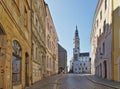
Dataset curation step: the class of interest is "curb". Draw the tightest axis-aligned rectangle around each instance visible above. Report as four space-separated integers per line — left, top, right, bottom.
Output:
86 76 120 89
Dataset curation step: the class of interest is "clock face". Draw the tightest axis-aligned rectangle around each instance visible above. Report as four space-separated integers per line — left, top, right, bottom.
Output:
74 49 78 54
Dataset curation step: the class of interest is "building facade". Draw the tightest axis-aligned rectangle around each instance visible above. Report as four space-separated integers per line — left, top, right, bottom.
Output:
45 4 59 76
31 0 46 83
112 0 120 82
73 26 91 74
69 58 73 73
0 0 32 89
79 53 91 73
0 0 59 89
91 0 112 80
58 44 67 74
91 0 120 82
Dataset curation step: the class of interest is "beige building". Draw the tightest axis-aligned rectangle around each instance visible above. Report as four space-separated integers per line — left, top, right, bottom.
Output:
58 44 67 74
31 0 46 83
45 4 59 76
0 0 32 89
0 0 59 88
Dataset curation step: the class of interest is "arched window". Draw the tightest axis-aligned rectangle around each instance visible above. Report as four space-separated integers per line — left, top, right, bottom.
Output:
12 40 22 84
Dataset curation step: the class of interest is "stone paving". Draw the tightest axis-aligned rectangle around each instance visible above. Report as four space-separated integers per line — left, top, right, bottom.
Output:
57 74 120 89
25 74 64 89
87 75 120 89
25 74 120 89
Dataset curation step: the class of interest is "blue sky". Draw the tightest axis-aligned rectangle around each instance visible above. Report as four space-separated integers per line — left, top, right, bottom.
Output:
45 0 98 70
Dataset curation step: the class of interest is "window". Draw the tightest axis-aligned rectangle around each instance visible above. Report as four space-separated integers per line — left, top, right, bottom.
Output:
36 19 38 27
105 0 107 10
99 29 101 36
99 47 101 55
24 7 27 27
103 20 106 32
103 42 105 54
74 54 78 60
100 11 102 20
75 68 77 71
32 43 34 59
12 40 22 85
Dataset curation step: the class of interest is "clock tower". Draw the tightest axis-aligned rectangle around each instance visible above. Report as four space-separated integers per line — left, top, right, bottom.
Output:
73 26 80 61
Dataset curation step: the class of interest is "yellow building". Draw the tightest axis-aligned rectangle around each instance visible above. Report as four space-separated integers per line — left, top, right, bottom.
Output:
112 0 120 81
31 0 46 83
0 0 32 89
45 4 59 76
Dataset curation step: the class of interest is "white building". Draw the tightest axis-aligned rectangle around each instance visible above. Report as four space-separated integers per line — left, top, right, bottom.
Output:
79 53 91 73
90 0 112 80
73 26 91 74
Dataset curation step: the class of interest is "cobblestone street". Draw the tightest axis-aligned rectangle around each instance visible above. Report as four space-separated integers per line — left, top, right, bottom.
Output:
57 74 120 89
26 74 120 89
25 74 64 89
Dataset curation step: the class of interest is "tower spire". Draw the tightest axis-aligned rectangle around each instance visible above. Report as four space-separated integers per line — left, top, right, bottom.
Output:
76 25 78 30
73 25 80 62
74 25 80 50
75 25 78 37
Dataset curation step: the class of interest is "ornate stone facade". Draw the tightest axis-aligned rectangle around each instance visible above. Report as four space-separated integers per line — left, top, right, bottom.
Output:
45 4 59 76
31 0 46 83
0 0 59 88
0 0 32 89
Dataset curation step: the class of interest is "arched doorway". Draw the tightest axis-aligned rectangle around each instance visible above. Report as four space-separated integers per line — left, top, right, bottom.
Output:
100 63 102 77
0 26 6 89
12 40 22 85
25 52 29 87
103 60 107 78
